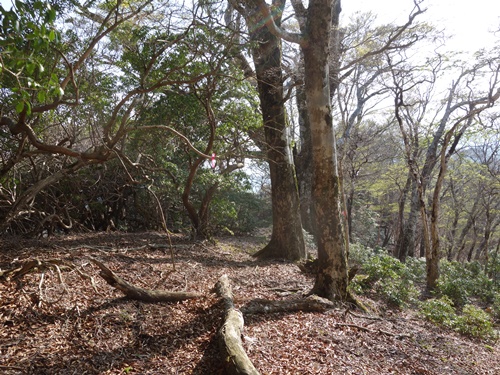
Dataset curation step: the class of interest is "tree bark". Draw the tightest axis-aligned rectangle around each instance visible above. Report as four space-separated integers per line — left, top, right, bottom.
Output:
293 59 315 235
302 0 349 301
214 275 260 375
242 295 335 314
234 0 306 261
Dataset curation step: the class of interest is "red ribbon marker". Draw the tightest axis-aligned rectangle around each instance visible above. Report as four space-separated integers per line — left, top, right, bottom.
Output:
211 153 216 169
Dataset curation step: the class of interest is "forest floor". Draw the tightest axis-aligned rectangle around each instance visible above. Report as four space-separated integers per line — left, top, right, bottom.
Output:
0 231 499 375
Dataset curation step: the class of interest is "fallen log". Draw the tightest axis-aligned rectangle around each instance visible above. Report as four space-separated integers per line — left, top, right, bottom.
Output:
241 294 335 315
214 274 260 375
90 258 202 302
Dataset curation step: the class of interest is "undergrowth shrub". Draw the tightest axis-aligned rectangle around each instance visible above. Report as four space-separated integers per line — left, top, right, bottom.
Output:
349 243 500 336
492 294 500 319
436 260 496 306
454 304 497 340
349 244 419 308
419 296 456 328
419 297 497 340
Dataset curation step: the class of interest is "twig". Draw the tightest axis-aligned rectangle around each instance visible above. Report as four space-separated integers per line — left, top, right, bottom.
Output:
0 364 24 371
38 272 45 308
52 263 69 294
72 263 99 293
334 322 411 339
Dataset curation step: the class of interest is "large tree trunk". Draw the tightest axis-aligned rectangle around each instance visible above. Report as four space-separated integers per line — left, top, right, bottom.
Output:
303 0 349 301
240 0 305 261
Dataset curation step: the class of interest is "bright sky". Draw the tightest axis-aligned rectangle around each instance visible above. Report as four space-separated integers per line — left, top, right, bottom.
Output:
1 0 498 52
343 0 500 53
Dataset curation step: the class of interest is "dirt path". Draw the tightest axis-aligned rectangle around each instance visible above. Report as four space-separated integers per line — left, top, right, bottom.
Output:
1 232 498 374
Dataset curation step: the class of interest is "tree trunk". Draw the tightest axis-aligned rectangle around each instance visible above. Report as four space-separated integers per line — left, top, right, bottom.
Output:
239 0 305 261
394 173 413 260
294 63 315 236
181 99 217 240
303 0 349 301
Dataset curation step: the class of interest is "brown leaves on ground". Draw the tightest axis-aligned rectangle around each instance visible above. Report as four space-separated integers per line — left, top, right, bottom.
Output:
0 232 499 374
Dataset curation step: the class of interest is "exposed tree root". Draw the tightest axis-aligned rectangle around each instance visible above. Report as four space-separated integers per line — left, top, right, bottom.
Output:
242 295 335 314
213 274 260 375
0 258 77 280
89 258 201 302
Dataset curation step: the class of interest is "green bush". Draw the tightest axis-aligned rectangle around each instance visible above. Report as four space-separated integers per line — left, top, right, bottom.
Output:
378 276 420 308
363 252 405 282
349 246 419 308
349 243 374 268
419 298 497 340
405 256 426 281
436 261 473 306
454 304 496 340
436 260 497 306
492 294 500 319
419 296 457 328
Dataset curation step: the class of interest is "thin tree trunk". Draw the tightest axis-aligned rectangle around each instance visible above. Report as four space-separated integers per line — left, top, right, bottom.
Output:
294 70 315 235
181 99 217 239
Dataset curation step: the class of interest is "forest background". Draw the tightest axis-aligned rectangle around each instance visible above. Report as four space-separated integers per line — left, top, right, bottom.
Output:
1 0 500 372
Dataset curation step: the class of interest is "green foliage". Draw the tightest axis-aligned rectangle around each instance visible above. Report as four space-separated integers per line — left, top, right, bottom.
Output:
454 304 496 340
349 244 419 308
0 0 62 113
436 260 496 306
210 186 271 235
492 294 500 319
419 296 457 328
349 242 374 267
419 298 497 340
378 276 420 308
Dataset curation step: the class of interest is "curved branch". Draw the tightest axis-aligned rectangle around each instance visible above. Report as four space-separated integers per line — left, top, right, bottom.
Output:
90 258 201 302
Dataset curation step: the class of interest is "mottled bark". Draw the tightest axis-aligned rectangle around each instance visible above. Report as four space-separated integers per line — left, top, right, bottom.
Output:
294 73 315 235
214 275 260 375
302 0 349 301
235 0 305 261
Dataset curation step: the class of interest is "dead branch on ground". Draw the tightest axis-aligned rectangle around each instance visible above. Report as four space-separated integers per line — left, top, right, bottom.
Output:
213 274 260 375
90 257 201 302
241 295 335 314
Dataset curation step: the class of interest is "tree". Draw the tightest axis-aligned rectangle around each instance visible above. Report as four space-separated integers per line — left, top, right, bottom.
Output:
292 4 426 242
227 0 306 260
0 0 256 235
389 46 500 290
236 0 348 300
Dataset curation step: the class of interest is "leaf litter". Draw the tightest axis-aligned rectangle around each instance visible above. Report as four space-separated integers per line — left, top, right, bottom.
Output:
0 232 498 374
